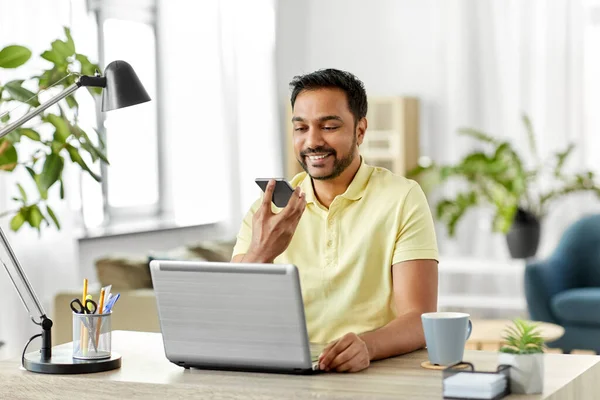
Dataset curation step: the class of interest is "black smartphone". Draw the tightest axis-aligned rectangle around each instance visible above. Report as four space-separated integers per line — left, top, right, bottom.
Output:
255 178 295 208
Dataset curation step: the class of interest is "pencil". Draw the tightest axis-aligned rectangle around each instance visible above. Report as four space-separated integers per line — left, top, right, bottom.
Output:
95 288 106 347
81 278 88 355
82 279 88 303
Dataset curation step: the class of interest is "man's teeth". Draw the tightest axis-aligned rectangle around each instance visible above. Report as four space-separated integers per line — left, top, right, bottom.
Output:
308 154 329 160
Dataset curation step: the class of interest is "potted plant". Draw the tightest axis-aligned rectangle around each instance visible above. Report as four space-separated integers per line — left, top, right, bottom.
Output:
0 27 107 233
497 319 545 394
409 114 600 258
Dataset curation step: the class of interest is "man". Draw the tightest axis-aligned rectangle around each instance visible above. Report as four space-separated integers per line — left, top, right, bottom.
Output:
232 69 438 373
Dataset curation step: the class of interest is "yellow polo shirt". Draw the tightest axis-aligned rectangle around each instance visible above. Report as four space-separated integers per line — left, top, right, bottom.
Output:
232 159 438 343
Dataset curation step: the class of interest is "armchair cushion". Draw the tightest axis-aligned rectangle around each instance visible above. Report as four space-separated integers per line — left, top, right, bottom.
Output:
96 256 152 290
551 288 600 326
96 240 236 289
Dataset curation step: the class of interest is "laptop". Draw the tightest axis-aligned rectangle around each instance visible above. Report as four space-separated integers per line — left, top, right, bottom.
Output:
149 260 324 374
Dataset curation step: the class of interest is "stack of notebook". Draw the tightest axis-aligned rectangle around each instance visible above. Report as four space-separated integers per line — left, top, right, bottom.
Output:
443 371 508 399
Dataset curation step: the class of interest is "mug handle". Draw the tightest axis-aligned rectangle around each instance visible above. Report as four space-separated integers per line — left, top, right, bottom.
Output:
466 319 472 340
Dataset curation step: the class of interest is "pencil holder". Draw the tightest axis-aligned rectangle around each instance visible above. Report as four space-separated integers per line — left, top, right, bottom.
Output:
72 312 112 360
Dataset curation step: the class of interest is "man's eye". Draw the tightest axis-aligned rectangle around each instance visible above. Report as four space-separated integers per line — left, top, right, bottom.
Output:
294 126 307 132
323 126 339 130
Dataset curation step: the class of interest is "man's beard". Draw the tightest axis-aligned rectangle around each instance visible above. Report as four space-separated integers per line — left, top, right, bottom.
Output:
297 134 357 181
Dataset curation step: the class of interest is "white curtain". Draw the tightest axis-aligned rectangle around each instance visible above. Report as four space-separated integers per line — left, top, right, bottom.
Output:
218 0 281 233
434 0 600 261
157 0 280 235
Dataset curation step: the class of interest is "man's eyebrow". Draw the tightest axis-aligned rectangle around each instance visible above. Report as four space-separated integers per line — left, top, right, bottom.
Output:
291 115 343 123
318 115 343 123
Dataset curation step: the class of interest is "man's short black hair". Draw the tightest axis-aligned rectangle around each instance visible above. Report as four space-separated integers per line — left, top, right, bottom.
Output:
289 68 368 123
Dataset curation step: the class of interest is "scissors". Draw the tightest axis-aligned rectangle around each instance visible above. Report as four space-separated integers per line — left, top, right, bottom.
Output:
70 298 98 314
70 298 99 352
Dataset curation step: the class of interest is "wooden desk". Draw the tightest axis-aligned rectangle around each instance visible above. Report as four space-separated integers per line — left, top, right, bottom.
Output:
1 331 599 399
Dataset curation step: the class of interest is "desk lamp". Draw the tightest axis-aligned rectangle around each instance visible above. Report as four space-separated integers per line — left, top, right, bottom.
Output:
0 60 150 374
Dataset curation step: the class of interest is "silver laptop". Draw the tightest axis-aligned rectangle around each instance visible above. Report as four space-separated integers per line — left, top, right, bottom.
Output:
149 260 323 374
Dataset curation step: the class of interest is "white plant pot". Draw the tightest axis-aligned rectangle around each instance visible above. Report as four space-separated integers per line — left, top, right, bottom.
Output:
497 352 544 394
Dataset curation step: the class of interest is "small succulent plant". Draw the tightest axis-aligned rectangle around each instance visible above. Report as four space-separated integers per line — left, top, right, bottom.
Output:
499 318 545 354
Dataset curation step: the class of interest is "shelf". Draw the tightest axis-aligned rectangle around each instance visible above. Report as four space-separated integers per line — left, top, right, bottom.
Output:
439 257 526 275
438 295 526 310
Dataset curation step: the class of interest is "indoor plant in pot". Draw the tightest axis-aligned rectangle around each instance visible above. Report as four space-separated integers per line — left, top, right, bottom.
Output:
497 319 545 394
409 114 600 258
0 27 107 233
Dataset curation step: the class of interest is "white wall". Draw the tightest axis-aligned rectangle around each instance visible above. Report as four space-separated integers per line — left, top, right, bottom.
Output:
276 0 444 159
274 0 600 262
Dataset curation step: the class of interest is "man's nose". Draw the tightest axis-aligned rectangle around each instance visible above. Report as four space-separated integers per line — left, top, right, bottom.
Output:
304 126 325 148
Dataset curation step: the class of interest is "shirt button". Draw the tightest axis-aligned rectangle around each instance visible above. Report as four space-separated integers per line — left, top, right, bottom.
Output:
328 219 334 226
327 240 332 247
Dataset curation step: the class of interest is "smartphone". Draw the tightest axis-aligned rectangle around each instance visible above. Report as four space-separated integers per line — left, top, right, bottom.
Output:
255 178 295 208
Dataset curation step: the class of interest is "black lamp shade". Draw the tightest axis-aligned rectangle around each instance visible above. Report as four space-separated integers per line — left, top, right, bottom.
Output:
101 60 151 112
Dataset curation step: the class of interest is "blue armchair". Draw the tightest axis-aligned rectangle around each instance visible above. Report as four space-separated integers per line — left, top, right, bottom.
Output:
525 214 600 353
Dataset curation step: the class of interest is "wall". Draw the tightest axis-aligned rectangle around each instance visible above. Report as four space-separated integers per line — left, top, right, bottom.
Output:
275 0 444 159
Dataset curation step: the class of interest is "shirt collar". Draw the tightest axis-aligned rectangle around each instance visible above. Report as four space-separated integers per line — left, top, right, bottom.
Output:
299 157 372 205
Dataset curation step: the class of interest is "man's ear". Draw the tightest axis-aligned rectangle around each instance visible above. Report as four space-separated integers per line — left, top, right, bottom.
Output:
356 117 367 146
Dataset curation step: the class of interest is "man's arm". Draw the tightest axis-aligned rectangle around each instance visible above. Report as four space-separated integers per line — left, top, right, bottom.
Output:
360 259 438 360
318 259 438 372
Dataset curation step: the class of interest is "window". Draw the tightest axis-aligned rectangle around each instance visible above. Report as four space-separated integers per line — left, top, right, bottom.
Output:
81 0 280 232
84 0 160 229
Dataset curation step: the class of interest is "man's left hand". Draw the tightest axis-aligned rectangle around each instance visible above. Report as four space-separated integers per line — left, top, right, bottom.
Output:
318 333 371 372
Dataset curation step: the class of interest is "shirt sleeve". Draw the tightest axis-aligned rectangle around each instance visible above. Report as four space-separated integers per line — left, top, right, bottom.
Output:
392 182 439 264
231 197 262 259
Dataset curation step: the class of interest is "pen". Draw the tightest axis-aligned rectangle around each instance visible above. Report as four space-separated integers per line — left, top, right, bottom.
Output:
104 293 120 313
104 293 112 311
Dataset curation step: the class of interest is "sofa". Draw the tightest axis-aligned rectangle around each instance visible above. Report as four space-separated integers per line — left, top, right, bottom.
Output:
524 214 600 353
52 240 235 344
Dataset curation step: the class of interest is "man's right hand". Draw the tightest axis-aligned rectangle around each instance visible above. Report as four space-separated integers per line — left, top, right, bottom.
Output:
242 180 306 263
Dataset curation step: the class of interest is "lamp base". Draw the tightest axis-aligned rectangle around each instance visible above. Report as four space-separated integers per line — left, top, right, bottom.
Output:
23 348 121 374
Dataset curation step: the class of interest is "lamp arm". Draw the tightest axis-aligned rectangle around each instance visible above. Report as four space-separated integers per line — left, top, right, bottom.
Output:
0 74 107 140
0 225 46 320
0 83 79 139
0 224 53 359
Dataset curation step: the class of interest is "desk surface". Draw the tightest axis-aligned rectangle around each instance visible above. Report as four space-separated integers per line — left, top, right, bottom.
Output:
1 331 599 400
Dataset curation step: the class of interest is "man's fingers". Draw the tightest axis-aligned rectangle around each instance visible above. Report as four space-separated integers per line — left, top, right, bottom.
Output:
335 353 367 373
281 187 305 217
328 344 361 370
285 186 302 207
318 340 337 363
320 335 353 369
261 180 276 213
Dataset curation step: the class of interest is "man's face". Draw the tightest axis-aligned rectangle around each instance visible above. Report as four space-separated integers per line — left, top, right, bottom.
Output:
292 88 365 180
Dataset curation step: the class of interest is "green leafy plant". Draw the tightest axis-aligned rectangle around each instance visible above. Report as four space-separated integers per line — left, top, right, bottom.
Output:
409 114 600 236
499 318 545 354
0 27 108 233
